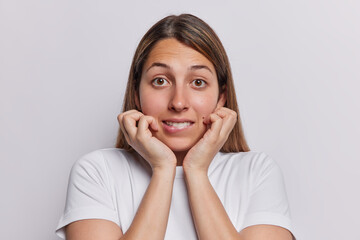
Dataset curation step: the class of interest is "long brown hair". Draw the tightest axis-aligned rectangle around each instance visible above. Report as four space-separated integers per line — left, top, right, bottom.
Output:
116 14 250 152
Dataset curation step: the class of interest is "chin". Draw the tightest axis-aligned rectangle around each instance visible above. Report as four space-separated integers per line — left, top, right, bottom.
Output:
167 143 193 152
162 139 196 152
154 131 204 153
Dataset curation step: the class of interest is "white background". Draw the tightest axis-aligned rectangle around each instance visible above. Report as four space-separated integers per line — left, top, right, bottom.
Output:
1 1 359 239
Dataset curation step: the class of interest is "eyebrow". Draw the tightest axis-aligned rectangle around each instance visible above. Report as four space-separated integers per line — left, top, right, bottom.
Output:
189 65 213 75
145 62 213 75
145 62 170 72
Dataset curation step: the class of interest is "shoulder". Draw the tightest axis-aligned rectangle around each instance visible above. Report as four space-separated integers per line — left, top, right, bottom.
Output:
74 148 137 165
213 151 278 170
72 148 123 168
210 151 282 179
70 148 140 180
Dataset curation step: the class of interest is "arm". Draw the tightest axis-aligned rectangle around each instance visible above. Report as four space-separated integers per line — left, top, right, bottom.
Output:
184 168 293 240
183 107 293 240
184 168 238 239
121 166 175 240
66 166 175 240
66 111 177 240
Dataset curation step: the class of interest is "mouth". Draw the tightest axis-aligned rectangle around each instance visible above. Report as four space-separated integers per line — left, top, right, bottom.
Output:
163 121 193 129
161 119 195 132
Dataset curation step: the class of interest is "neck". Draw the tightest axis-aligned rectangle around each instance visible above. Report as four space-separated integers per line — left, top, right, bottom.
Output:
175 151 187 166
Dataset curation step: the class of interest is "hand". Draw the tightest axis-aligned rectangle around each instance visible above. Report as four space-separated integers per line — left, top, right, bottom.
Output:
118 110 177 170
182 107 237 173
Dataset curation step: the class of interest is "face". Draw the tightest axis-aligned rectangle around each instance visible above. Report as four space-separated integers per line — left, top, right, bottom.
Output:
138 38 226 154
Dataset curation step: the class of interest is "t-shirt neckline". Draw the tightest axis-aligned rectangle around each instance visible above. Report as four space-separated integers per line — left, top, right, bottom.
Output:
174 152 221 179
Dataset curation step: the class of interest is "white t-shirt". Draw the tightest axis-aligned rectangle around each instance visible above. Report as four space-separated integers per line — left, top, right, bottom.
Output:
56 148 293 239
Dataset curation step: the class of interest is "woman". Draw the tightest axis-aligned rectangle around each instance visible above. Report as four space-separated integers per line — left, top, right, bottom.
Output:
56 14 295 240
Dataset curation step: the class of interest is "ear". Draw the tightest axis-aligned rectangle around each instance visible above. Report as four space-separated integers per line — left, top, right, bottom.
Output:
216 90 226 108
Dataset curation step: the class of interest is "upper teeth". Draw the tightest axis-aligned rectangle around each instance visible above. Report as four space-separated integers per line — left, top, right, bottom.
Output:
165 121 191 129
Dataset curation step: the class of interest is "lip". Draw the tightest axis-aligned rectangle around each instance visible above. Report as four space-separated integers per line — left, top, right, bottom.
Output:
161 118 195 133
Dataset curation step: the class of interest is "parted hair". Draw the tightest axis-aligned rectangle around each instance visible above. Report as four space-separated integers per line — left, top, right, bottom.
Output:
116 14 250 153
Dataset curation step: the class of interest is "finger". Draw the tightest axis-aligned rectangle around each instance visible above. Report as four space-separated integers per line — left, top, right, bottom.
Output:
213 107 235 117
118 110 141 131
118 116 130 144
213 108 237 137
118 110 144 146
203 107 232 123
148 116 159 132
213 104 224 113
137 115 158 138
122 111 144 139
117 110 140 129
215 107 237 121
137 115 158 132
117 113 131 142
205 113 223 139
203 114 213 125
117 109 139 120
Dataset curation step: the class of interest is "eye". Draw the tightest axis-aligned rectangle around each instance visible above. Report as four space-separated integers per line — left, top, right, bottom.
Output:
152 78 169 86
191 79 206 88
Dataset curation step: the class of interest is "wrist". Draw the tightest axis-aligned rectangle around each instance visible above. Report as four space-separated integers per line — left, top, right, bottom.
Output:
152 164 176 178
148 155 177 171
183 166 208 179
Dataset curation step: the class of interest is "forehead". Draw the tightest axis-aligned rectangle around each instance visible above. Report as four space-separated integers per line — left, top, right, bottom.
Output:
143 38 215 71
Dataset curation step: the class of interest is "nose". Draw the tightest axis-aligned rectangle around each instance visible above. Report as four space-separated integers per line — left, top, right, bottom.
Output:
168 86 189 112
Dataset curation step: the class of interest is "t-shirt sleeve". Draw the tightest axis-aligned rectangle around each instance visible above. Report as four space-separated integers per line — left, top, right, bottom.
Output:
55 151 119 239
242 153 295 237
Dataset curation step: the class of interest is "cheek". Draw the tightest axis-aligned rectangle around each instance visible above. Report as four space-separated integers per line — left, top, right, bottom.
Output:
139 90 167 116
191 94 218 116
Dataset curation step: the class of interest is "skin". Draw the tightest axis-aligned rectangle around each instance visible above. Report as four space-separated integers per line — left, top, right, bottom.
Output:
136 37 227 167
65 38 294 240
